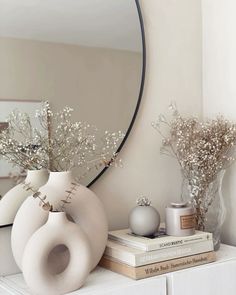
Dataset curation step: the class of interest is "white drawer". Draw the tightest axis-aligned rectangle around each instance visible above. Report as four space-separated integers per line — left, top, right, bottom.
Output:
167 244 236 295
0 268 167 295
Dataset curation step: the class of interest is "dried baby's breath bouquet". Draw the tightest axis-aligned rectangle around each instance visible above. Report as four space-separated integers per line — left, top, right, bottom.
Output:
37 102 124 173
152 102 236 230
0 110 48 170
0 101 124 178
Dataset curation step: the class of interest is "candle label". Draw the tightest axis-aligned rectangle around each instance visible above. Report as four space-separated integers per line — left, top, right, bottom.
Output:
180 214 195 229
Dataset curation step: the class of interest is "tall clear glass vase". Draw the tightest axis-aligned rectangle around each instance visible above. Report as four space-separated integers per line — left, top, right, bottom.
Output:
181 170 226 250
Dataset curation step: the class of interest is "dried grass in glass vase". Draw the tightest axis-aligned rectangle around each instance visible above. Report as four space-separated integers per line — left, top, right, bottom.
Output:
152 103 236 249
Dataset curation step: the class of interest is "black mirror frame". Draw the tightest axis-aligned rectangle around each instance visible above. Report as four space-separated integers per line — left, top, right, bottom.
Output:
88 0 146 187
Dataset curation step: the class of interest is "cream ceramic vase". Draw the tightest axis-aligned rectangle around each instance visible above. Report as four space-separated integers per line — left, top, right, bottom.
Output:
22 211 91 295
11 171 108 271
0 169 49 226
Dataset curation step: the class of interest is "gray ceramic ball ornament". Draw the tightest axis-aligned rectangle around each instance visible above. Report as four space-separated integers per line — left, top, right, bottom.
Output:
128 197 161 236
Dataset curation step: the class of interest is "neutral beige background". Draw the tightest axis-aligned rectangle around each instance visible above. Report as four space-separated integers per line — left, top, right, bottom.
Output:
202 0 236 246
0 37 141 193
92 0 202 230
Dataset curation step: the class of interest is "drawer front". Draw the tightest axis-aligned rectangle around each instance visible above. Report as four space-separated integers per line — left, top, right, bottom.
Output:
168 260 236 295
86 278 166 295
0 274 166 295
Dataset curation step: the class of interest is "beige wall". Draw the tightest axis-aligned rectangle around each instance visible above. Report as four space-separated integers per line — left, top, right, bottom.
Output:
202 0 236 246
92 0 202 230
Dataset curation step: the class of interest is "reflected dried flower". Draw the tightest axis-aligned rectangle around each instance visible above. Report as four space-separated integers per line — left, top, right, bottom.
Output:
36 102 124 174
0 109 48 170
152 105 236 230
0 101 124 179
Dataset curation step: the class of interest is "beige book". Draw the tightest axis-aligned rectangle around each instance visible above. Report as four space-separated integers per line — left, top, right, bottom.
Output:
108 228 212 251
99 251 216 280
105 239 214 267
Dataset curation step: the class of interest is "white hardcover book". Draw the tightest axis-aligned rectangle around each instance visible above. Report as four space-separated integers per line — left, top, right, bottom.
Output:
108 228 212 252
105 239 214 267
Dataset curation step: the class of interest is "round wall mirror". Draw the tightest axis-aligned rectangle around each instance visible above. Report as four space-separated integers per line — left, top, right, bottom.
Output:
0 0 145 195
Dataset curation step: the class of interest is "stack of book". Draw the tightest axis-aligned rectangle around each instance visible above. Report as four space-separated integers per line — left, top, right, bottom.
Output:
99 226 216 280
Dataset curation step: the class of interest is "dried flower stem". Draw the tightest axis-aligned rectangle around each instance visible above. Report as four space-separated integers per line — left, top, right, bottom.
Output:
60 183 79 212
22 182 53 212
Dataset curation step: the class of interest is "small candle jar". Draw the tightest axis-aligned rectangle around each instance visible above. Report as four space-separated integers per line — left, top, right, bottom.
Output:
165 202 195 236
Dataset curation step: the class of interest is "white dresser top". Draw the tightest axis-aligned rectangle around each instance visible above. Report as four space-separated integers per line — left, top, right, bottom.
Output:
1 244 236 295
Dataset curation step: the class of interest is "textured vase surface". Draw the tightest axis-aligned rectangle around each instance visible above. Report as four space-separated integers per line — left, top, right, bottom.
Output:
182 170 226 250
0 169 48 226
11 171 108 270
22 211 91 295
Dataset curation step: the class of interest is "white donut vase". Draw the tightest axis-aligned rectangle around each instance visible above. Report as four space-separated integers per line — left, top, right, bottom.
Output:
22 212 92 295
11 171 108 271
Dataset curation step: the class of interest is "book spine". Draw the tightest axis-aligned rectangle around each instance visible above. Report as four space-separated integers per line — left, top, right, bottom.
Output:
105 240 214 267
148 232 212 251
136 240 213 266
100 251 216 280
110 232 212 252
105 245 136 266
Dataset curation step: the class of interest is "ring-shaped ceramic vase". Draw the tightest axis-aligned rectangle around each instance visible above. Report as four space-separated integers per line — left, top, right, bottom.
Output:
11 171 108 271
22 211 92 295
0 169 49 225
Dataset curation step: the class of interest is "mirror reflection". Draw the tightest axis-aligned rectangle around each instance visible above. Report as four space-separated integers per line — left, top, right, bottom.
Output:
0 100 42 178
0 0 143 189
